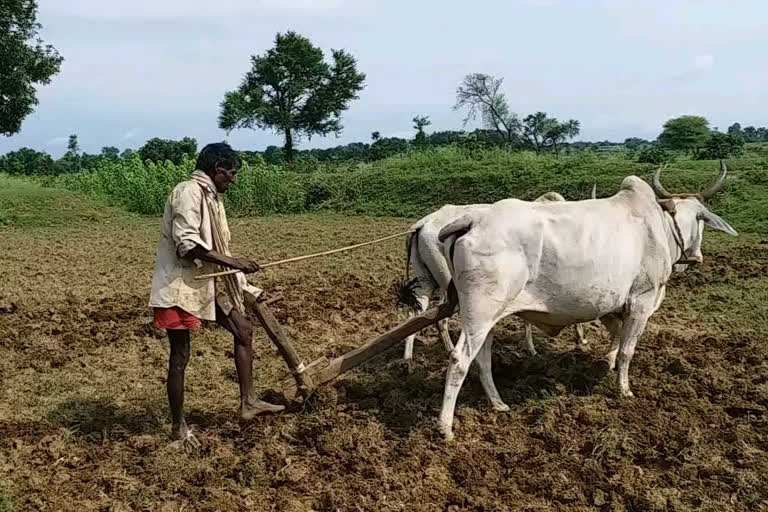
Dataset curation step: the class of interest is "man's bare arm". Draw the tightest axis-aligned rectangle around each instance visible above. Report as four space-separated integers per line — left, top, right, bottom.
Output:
185 245 260 274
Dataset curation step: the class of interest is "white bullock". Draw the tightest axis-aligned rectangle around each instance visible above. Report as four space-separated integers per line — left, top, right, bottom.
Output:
435 162 736 440
397 190 596 367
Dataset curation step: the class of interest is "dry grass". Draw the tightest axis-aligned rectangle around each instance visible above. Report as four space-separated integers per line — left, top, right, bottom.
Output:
1 178 768 511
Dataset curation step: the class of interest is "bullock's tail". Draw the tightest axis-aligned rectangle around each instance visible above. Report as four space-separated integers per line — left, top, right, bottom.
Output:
437 214 473 304
438 215 473 267
393 229 422 312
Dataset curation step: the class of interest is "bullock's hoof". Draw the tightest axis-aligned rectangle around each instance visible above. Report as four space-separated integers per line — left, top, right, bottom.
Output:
438 422 455 441
620 389 635 398
491 401 510 412
402 358 416 374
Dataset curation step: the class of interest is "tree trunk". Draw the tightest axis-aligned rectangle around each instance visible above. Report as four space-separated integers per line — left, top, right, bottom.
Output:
283 128 294 162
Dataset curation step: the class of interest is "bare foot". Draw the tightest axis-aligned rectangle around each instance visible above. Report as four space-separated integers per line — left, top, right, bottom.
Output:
240 398 285 421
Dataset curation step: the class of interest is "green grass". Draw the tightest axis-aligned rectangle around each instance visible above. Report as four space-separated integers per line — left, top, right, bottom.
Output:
0 175 135 229
0 494 13 512
29 147 768 234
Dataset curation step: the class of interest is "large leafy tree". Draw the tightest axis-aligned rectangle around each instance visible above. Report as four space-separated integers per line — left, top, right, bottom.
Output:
219 31 366 162
657 115 710 156
1 0 63 136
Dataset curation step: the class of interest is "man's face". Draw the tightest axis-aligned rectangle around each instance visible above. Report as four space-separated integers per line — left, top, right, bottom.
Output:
212 164 238 193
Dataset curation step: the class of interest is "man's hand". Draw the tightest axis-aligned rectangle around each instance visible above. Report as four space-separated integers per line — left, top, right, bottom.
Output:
185 246 261 274
232 258 261 274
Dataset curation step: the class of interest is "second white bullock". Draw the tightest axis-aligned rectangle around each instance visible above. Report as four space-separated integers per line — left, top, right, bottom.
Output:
397 190 596 367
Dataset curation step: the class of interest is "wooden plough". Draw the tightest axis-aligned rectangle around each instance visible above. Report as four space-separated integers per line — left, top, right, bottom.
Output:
195 229 458 400
249 290 457 400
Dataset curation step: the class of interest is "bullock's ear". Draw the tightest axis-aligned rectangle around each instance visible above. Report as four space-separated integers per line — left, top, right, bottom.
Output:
697 207 738 236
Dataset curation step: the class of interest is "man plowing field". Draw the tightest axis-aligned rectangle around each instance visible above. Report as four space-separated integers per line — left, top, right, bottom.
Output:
149 142 284 448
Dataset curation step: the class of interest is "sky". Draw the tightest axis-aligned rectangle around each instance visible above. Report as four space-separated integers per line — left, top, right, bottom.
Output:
3 0 768 157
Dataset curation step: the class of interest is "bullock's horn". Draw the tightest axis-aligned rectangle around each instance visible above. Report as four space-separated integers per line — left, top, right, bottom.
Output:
651 164 673 199
591 183 597 199
700 159 728 200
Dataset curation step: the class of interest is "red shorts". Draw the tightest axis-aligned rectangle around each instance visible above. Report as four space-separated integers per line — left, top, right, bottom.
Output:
153 307 202 330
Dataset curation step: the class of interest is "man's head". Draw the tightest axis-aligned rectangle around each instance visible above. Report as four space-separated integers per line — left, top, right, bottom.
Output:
196 142 242 193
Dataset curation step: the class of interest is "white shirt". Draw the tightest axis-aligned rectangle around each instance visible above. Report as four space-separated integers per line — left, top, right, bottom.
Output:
148 177 261 321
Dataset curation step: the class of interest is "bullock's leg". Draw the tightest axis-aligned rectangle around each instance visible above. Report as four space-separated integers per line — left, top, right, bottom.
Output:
474 326 509 411
433 293 455 353
600 315 623 370
616 299 654 397
403 293 430 370
524 322 537 356
439 324 494 441
438 319 454 353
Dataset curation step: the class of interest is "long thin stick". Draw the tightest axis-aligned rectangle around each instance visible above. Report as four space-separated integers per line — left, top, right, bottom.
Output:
194 230 413 281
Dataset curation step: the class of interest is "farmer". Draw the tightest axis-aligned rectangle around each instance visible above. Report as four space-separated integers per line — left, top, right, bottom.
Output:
149 142 284 447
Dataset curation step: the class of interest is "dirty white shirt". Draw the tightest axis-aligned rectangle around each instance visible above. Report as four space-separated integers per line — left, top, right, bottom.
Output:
148 175 261 321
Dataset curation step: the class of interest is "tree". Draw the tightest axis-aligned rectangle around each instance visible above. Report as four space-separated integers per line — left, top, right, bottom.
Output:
412 115 431 146
657 116 710 156
219 31 366 162
728 123 742 136
66 134 80 155
369 137 409 161
543 119 580 156
371 131 381 142
0 147 54 175
454 73 520 145
624 137 649 150
698 132 744 160
100 146 120 162
742 126 759 142
521 112 556 154
0 0 63 136
120 148 134 159
138 137 197 164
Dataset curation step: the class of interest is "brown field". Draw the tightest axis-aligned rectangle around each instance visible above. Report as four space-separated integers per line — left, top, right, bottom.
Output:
1 178 767 511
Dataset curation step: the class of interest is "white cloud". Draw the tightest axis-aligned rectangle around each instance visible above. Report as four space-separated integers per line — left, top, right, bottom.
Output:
259 0 345 9
123 128 141 140
47 136 68 146
45 0 374 18
693 54 714 70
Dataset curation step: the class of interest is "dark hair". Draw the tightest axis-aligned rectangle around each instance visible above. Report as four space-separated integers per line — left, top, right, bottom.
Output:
195 142 242 173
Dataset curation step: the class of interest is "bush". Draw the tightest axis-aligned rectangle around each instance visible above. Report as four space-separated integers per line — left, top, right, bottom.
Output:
637 146 670 165
697 132 744 160
38 146 767 233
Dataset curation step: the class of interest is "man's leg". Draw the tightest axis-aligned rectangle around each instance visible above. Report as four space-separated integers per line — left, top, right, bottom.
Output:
216 304 284 420
167 329 193 441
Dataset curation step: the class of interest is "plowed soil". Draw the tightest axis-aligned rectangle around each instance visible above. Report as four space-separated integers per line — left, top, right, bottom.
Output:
1 180 767 511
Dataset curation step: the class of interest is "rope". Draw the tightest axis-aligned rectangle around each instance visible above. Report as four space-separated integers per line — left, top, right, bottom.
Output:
667 211 691 264
195 230 414 281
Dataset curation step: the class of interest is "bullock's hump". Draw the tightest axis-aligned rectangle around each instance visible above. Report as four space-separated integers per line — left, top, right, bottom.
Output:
620 175 656 201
